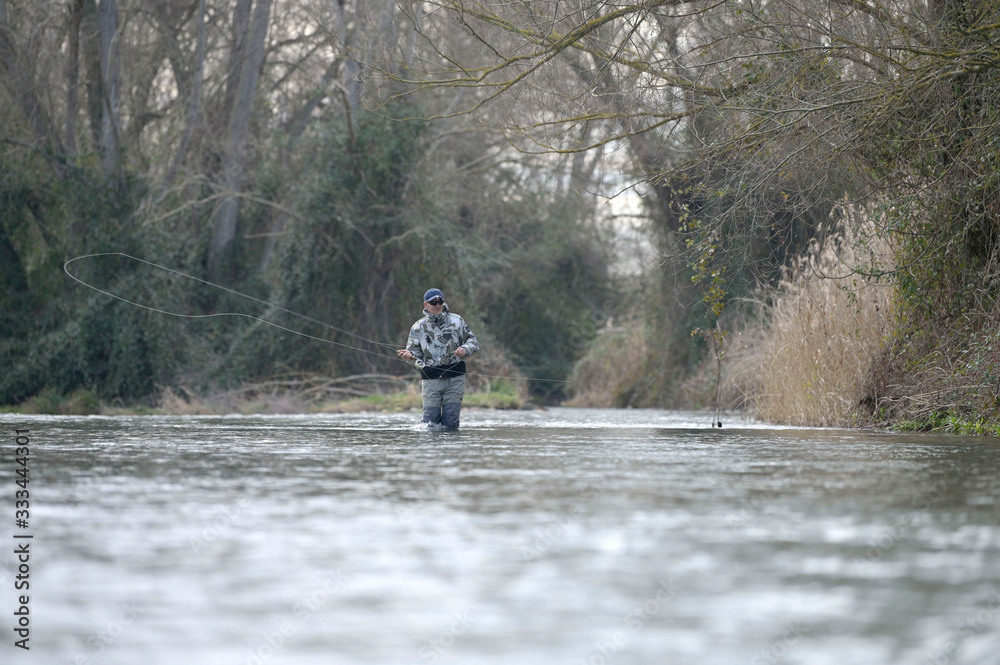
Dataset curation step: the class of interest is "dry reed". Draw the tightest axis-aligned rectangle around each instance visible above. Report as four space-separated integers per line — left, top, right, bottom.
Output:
726 217 895 426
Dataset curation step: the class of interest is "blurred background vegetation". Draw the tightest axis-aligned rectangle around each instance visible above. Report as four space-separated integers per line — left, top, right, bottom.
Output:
4 0 1000 429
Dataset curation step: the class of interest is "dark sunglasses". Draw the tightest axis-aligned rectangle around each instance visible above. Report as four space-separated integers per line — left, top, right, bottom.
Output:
426 298 444 306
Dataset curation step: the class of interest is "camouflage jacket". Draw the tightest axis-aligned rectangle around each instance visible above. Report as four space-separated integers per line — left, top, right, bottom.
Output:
405 305 479 379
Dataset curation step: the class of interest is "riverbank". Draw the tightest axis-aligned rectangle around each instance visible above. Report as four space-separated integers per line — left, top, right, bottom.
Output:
6 381 999 434
1 380 530 416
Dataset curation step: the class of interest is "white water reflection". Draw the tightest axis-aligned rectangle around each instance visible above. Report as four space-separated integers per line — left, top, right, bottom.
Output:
2 408 999 665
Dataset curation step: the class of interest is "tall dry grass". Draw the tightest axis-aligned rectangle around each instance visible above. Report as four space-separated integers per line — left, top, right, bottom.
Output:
726 218 896 426
565 321 649 407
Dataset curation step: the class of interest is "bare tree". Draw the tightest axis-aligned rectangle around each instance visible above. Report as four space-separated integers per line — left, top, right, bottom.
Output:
374 1 1000 266
65 0 85 156
160 0 207 197
208 0 273 280
97 0 121 179
0 0 64 159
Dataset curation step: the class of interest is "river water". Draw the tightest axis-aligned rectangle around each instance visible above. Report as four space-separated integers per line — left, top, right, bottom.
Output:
2 408 999 665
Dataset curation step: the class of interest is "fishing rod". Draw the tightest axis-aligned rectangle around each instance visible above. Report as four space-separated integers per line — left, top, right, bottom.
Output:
63 253 571 385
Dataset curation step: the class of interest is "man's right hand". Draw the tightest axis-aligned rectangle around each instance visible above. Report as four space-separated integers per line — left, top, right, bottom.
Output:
397 349 414 360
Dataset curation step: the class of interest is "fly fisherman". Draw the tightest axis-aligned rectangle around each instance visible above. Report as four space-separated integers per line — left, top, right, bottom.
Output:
397 288 479 430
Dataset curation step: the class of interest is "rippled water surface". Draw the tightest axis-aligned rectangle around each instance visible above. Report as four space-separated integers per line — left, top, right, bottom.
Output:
3 408 1000 665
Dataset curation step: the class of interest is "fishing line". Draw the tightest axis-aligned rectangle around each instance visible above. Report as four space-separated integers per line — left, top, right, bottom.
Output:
64 252 400 361
63 253 572 384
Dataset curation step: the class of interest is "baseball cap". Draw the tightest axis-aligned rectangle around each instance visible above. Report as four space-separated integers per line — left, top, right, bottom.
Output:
423 288 444 302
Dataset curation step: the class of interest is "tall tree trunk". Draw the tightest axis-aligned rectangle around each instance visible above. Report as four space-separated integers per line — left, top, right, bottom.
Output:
98 0 121 180
208 0 273 280
222 0 253 124
81 0 103 150
160 0 206 198
65 0 85 156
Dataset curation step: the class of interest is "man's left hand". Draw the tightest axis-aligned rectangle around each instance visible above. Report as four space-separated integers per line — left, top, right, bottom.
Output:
454 347 467 358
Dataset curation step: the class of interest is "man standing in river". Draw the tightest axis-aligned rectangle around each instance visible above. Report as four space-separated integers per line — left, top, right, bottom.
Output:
397 288 479 430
